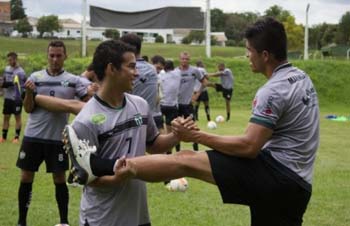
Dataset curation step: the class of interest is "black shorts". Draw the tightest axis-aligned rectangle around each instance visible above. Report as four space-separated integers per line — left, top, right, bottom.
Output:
215 84 233 101
160 105 178 125
196 90 209 102
153 115 164 129
3 98 22 115
178 104 194 119
207 150 311 226
16 137 69 173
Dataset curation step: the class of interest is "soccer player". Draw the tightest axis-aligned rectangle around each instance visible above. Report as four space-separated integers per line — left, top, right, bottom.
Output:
175 51 209 151
0 52 26 143
63 40 179 226
120 34 163 130
66 17 320 226
208 63 234 121
16 40 88 226
193 60 211 122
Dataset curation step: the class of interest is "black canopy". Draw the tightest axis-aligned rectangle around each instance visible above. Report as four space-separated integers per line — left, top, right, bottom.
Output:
90 5 204 29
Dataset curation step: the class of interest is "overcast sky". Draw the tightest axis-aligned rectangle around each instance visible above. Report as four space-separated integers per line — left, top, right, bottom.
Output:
22 0 349 26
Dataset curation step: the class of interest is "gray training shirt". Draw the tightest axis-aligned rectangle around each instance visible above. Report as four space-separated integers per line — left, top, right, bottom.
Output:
24 69 87 142
250 63 320 185
72 93 159 226
2 65 26 101
175 66 204 105
219 68 234 89
132 59 159 116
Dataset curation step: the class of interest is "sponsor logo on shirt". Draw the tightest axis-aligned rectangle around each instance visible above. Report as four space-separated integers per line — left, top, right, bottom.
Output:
263 96 274 115
61 80 70 87
91 113 107 125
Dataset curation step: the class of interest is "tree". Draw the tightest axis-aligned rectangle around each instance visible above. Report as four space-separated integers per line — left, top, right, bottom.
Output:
14 17 32 37
103 29 120 39
211 8 225 32
37 15 61 38
283 16 304 50
155 35 164 43
224 12 258 45
10 0 26 20
337 11 350 45
264 5 291 22
188 30 205 43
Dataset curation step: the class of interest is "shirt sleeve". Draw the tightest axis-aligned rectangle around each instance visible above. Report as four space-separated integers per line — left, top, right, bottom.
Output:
74 76 88 99
249 87 285 130
146 105 160 145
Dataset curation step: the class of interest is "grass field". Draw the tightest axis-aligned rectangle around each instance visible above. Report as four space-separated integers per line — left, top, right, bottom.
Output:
0 37 349 225
0 99 349 225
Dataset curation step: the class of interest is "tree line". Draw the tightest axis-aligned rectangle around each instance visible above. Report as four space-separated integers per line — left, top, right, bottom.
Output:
9 0 350 51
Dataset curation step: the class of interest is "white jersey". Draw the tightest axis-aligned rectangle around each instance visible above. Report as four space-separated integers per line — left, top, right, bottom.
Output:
159 70 181 107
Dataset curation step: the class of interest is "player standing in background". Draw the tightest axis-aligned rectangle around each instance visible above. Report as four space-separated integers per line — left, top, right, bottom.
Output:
0 52 26 144
193 60 211 122
16 40 88 226
175 51 209 151
208 63 234 121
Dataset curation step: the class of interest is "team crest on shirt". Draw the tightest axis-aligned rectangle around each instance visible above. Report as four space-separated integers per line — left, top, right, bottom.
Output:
134 113 143 126
91 113 107 125
263 96 274 115
61 80 70 87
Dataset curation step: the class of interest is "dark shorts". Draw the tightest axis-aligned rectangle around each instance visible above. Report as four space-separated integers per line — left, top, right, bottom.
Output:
160 105 178 125
178 104 194 119
153 115 164 129
3 98 22 115
16 137 69 173
215 84 233 101
207 150 311 226
196 90 209 102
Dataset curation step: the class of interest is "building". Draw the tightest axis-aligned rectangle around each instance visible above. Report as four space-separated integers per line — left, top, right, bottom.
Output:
0 0 14 35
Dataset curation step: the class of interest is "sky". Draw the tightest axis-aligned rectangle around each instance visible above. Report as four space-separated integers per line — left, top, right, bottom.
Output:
22 0 350 26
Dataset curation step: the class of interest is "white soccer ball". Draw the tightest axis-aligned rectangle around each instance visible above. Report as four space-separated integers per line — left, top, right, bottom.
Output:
215 115 225 123
167 178 189 192
207 121 217 130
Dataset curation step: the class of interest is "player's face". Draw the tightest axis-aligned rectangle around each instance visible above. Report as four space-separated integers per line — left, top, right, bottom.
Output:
119 52 137 92
153 63 164 74
47 47 66 73
180 54 190 68
246 40 265 73
7 56 17 67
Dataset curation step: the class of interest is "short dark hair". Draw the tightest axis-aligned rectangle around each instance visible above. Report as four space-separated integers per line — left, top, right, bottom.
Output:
151 55 165 66
7 52 17 58
196 60 204 67
47 40 67 55
164 60 174 71
86 63 94 72
120 33 142 54
244 17 287 61
92 40 135 81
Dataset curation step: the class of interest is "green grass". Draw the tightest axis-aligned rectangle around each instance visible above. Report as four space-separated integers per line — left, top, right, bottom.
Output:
0 100 349 225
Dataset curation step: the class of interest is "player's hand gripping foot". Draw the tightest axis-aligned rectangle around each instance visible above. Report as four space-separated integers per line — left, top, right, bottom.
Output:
63 125 97 185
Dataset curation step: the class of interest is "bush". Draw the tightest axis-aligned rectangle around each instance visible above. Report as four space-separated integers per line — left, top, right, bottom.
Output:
155 35 164 43
226 40 236 46
181 36 191 44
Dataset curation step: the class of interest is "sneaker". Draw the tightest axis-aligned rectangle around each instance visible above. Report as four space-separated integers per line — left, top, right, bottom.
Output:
54 224 69 226
12 138 19 144
63 125 97 185
0 138 6 143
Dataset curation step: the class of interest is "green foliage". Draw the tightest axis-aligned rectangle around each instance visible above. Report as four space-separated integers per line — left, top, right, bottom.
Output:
103 29 120 40
37 15 61 38
224 12 258 44
14 17 33 37
337 11 350 45
181 36 191 44
155 35 164 43
10 0 26 20
211 8 225 32
264 5 291 22
310 23 338 49
283 16 304 50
